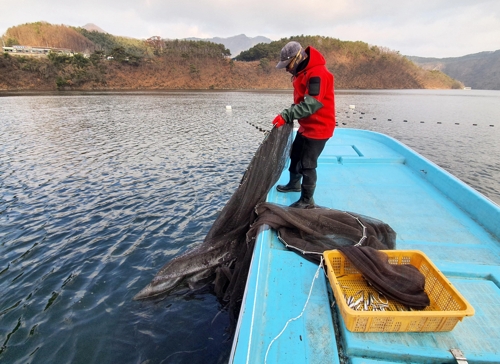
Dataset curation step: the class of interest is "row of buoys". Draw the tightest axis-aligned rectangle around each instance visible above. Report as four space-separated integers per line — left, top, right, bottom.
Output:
338 110 495 127
227 105 270 133
246 120 268 133
237 104 495 129
339 118 495 127
225 107 270 133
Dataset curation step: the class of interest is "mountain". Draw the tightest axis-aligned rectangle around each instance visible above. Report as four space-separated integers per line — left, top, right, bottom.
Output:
184 34 271 57
82 23 107 33
408 50 500 90
1 22 463 91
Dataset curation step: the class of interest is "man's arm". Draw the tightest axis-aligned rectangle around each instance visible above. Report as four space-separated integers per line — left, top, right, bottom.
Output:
280 94 323 123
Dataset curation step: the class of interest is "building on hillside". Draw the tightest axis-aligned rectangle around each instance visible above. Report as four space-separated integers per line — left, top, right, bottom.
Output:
2 45 74 58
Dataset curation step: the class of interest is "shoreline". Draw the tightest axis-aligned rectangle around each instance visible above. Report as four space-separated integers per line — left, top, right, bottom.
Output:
2 88 492 97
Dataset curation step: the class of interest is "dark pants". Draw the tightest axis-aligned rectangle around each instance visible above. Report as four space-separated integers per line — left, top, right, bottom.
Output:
288 132 329 186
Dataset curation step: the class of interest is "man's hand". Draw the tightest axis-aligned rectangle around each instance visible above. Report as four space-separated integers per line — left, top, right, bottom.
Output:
272 114 286 128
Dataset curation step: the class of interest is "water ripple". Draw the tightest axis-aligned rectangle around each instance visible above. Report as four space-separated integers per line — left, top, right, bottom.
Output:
0 90 499 363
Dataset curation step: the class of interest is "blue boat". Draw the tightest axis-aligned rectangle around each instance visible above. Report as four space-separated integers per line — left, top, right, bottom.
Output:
229 128 500 364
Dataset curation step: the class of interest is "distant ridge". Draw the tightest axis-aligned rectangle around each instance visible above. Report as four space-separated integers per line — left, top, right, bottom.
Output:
82 23 107 33
408 50 500 90
184 34 272 57
0 22 463 91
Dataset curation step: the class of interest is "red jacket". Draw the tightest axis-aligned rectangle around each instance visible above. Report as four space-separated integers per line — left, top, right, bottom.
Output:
293 46 336 139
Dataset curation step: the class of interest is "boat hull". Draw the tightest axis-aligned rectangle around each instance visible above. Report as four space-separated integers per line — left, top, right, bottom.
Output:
231 129 500 363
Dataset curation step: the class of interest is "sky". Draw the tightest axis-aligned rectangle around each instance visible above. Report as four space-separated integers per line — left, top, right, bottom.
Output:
1 0 499 58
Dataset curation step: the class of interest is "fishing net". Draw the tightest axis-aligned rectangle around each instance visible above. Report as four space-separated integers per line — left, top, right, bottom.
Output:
247 202 396 263
133 123 294 324
336 246 430 309
134 123 400 330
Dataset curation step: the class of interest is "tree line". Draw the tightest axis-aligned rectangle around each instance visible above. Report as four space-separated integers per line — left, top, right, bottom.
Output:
1 22 462 90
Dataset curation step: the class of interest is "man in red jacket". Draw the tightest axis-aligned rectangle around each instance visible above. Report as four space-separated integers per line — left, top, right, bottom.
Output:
273 41 336 208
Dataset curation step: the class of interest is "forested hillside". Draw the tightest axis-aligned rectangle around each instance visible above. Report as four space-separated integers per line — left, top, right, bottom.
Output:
3 22 96 52
74 28 149 57
1 22 463 91
408 51 500 90
237 36 462 89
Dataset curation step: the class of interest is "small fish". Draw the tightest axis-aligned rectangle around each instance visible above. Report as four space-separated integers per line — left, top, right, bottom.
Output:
368 293 374 307
346 296 354 306
349 296 363 310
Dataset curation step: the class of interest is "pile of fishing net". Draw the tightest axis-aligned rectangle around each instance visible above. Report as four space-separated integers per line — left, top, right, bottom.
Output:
133 123 295 326
134 123 427 330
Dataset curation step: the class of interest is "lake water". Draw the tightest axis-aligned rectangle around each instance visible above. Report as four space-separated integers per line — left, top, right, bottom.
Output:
1 90 499 364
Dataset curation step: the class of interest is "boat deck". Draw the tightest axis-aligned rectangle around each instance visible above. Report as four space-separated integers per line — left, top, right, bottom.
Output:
231 129 500 363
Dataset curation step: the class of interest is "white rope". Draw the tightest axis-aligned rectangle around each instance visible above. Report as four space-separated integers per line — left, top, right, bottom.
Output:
343 211 367 246
264 256 324 364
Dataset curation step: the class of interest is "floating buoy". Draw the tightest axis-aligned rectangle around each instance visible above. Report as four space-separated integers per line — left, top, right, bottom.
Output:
226 105 232 110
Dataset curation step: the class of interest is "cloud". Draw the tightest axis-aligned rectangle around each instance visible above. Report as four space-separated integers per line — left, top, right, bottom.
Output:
1 0 499 57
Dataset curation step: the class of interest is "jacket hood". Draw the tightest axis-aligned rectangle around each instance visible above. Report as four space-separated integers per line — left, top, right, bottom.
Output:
303 46 326 71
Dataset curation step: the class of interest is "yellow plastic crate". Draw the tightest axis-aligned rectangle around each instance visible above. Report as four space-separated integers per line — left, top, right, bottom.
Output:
323 249 474 332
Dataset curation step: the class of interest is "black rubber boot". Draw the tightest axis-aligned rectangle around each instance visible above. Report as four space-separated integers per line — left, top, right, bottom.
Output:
290 184 316 208
276 173 302 193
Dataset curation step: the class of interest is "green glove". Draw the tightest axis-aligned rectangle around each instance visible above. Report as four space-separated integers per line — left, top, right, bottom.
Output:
281 95 324 123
